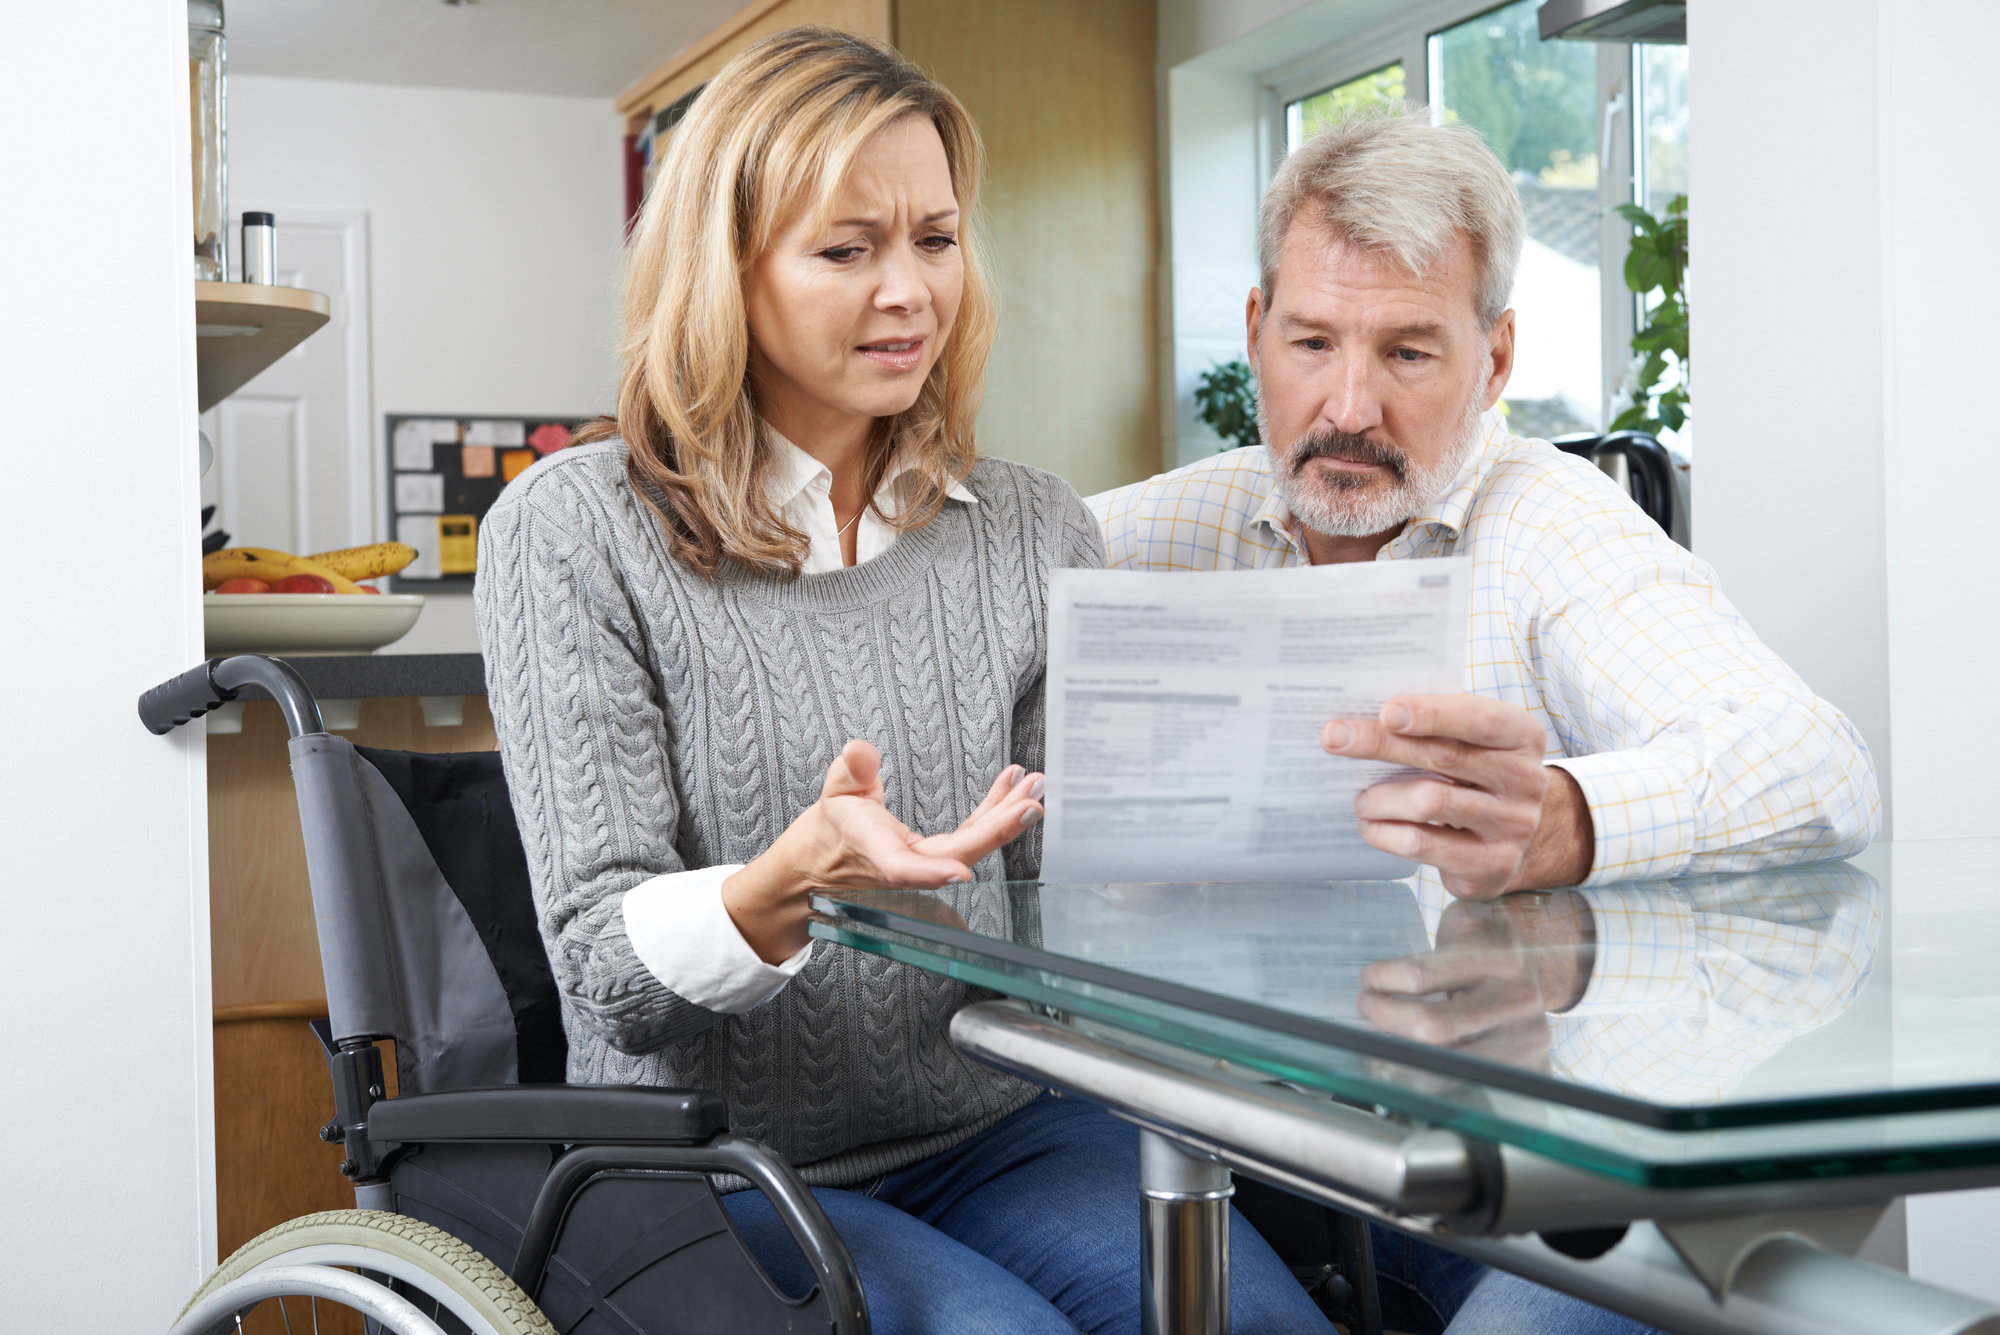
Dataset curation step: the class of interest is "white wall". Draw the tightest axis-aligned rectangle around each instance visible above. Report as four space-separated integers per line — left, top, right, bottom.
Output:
1877 0 2000 1297
226 76 626 652
1874 0 2000 842
1691 0 1895 832
1696 1 2000 837
1696 0 2000 1299
0 2 214 1323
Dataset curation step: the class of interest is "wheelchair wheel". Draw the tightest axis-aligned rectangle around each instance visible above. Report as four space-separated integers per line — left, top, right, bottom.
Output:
172 1210 555 1335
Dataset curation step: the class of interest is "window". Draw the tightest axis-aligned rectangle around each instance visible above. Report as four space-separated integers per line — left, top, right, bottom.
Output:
1636 44 1688 213
1623 42 1689 452
1285 63 1406 156
1430 0 1603 440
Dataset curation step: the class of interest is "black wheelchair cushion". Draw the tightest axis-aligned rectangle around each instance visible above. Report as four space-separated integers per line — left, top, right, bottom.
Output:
355 746 568 1083
370 1084 728 1145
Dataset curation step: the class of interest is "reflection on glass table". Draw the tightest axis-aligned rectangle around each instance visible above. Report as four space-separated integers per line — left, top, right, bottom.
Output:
808 842 2000 1189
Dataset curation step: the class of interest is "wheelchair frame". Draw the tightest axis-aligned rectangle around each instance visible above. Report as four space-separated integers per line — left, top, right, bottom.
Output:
145 656 870 1335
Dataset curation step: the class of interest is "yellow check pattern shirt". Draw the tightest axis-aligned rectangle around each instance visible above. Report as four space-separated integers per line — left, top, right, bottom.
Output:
1089 412 1881 914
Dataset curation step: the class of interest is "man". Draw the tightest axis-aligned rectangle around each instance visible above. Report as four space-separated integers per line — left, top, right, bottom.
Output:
1090 112 1878 1334
1094 112 1876 910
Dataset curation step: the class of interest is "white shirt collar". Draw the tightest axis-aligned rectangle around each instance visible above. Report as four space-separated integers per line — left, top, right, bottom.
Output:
762 423 977 512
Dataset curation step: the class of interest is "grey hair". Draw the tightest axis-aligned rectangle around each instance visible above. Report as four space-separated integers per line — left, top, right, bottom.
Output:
1258 110 1525 331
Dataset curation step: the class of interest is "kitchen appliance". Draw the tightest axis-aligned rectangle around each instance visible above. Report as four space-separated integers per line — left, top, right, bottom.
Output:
1552 430 1689 548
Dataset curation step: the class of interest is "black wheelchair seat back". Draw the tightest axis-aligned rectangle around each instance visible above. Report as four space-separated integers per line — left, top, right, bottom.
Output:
356 743 567 1085
289 734 562 1094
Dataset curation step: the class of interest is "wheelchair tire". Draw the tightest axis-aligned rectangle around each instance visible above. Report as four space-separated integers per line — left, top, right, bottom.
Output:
174 1209 555 1335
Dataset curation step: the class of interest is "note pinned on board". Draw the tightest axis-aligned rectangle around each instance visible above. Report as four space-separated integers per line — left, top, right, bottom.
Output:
395 515 441 580
460 446 497 478
392 420 439 471
1038 560 1470 883
394 472 446 514
466 420 527 447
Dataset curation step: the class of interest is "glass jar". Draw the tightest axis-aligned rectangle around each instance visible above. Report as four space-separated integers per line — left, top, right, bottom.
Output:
189 1 227 281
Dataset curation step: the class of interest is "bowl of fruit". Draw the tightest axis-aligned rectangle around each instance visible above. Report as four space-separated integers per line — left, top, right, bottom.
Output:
203 543 426 656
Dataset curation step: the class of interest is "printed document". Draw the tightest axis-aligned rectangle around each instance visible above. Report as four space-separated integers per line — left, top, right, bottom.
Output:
1040 560 1469 883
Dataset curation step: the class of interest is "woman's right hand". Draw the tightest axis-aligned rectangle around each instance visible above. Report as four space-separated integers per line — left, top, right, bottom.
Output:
722 740 1044 963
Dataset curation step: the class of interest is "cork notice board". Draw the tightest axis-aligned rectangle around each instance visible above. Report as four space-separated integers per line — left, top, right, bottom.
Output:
386 414 583 592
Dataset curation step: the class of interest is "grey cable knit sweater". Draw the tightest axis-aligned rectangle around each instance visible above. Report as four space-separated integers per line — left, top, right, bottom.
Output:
474 439 1106 1185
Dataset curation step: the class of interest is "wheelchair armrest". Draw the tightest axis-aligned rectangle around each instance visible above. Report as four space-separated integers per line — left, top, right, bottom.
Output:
366 1083 728 1145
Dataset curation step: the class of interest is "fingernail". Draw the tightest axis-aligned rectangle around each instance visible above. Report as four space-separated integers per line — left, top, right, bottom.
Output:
1005 765 1022 784
1384 703 1412 731
1324 722 1353 750
948 874 970 884
1352 791 1366 815
1029 777 1046 801
1019 808 1042 828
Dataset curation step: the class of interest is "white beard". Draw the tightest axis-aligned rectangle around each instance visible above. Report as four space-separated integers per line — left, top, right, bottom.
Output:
1265 389 1485 540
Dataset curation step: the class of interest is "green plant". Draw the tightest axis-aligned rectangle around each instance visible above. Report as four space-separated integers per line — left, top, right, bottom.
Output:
1610 193 1688 435
1194 358 1260 452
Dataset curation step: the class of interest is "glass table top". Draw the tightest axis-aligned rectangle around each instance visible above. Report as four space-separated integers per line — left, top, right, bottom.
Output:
807 839 2000 1187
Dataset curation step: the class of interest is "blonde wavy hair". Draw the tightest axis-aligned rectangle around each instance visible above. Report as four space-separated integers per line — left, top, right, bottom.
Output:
577 26 995 578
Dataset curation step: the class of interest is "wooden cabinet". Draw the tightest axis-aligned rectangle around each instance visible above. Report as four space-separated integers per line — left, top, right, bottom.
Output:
614 0 892 133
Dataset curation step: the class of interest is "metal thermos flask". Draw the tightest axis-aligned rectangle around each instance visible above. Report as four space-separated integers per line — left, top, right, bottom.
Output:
242 211 276 285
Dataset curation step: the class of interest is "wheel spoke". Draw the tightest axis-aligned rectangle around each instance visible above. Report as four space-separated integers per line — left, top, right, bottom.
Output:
311 1295 320 1335
279 1294 297 1335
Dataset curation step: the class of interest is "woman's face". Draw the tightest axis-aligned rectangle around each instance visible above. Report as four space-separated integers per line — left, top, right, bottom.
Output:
744 115 963 444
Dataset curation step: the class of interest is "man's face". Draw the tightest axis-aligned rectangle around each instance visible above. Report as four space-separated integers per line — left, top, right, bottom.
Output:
1247 223 1514 539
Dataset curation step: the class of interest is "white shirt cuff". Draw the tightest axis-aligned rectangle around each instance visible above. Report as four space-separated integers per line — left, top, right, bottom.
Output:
621 865 812 1015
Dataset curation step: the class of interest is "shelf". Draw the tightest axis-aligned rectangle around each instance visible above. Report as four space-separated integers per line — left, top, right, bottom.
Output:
194 280 331 411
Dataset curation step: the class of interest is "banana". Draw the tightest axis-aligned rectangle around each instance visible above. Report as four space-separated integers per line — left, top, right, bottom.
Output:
305 541 417 582
202 547 366 594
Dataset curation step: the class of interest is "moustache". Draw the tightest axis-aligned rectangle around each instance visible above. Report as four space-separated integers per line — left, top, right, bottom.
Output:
1287 428 1409 486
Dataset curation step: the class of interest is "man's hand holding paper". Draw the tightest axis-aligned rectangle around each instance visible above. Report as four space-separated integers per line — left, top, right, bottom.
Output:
1323 693 1595 900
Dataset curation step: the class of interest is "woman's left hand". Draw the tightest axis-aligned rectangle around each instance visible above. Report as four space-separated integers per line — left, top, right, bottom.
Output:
722 741 1044 963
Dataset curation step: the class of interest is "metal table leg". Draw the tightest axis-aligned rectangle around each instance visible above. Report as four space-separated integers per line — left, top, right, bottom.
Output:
1141 1128 1233 1335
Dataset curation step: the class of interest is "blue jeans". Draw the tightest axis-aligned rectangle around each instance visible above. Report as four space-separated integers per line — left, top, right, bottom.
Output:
722 1093 1333 1335
1371 1225 1663 1335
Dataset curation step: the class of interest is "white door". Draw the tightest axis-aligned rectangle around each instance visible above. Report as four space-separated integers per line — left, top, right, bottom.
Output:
200 212 372 558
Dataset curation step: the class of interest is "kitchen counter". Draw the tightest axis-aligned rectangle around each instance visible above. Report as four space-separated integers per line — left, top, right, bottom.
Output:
227 651 485 702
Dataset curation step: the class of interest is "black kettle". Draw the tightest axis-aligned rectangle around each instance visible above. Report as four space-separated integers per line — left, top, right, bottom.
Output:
1551 431 1688 548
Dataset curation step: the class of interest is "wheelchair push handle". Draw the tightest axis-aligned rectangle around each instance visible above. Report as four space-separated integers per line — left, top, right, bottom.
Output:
138 655 324 738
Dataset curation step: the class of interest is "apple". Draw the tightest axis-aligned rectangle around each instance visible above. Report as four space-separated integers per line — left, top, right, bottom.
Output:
357 585 381 595
270 574 337 594
213 578 270 594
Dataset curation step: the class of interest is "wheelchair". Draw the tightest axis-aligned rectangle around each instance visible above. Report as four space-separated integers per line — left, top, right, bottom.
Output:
143 655 869 1335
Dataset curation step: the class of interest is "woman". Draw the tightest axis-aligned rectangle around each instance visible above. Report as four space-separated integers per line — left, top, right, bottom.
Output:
475 27 1328 1335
